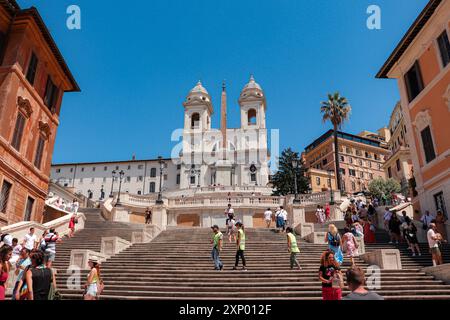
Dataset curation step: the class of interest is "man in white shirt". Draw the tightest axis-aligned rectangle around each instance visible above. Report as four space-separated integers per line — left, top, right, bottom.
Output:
280 206 288 232
427 223 443 266
264 208 273 228
0 233 13 246
225 204 235 227
421 211 434 229
10 238 22 264
22 227 37 251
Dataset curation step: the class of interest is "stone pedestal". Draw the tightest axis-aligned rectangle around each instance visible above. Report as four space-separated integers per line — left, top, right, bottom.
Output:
292 205 306 226
152 204 167 229
294 222 314 238
305 231 327 244
215 160 232 186
101 237 131 256
111 206 130 222
243 210 253 228
360 249 402 270
70 250 109 270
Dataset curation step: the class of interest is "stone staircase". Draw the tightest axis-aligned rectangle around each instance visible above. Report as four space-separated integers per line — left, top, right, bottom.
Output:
54 223 450 300
313 220 450 269
52 208 145 279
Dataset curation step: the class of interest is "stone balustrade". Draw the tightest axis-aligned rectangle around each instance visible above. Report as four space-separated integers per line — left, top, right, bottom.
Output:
0 212 86 241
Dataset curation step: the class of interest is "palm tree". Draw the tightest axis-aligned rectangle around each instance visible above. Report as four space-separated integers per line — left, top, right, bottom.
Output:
320 92 351 191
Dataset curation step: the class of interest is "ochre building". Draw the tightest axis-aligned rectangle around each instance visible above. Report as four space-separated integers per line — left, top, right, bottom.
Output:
377 0 450 216
0 1 79 226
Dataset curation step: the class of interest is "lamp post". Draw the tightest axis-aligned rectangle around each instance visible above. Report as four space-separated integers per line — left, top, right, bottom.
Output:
115 170 125 207
328 170 335 205
292 157 300 204
156 156 165 204
197 168 201 188
109 170 117 198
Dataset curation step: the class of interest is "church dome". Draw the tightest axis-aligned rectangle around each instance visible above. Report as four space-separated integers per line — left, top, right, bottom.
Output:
183 80 213 113
190 80 209 95
239 75 265 104
243 75 262 91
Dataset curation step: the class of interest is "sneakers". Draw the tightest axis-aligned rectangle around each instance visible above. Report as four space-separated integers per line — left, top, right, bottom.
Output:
219 265 223 271
419 253 422 256
389 241 393 244
232 267 237 270
412 253 416 257
242 267 247 271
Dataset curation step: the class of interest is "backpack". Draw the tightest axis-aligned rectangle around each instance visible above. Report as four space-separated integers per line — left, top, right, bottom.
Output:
39 239 48 252
328 233 340 247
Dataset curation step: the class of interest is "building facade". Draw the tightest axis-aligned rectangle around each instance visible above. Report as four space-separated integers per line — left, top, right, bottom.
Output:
51 76 272 199
382 102 414 197
307 168 337 194
179 77 270 189
303 130 389 194
50 158 178 200
0 1 79 226
377 0 450 216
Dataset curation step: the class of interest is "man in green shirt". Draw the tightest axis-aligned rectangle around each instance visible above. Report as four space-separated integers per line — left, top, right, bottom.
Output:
210 225 223 271
286 227 301 270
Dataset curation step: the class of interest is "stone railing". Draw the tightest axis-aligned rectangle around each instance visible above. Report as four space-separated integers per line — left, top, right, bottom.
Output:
0 212 86 240
296 190 342 205
167 195 284 208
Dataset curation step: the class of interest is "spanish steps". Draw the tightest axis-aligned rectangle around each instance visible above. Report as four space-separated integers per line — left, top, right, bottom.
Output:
53 209 450 300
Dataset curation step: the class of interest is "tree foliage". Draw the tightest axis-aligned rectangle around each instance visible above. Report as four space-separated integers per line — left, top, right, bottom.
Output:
271 148 309 196
368 177 401 201
320 92 352 129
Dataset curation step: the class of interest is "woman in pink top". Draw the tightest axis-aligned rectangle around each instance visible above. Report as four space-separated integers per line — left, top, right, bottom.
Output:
342 227 359 266
0 245 13 300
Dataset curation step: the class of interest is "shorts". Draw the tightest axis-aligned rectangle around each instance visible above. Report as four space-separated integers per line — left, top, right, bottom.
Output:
86 283 98 297
45 251 56 262
430 247 441 255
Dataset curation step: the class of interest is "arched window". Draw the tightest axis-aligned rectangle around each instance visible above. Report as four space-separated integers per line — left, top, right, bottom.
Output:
191 113 200 129
248 109 257 125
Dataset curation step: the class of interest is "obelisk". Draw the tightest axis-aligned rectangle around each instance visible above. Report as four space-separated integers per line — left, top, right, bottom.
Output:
220 81 227 160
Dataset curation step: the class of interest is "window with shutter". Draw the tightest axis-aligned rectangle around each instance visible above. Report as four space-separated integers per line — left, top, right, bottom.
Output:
34 137 45 169
420 126 436 163
44 76 59 112
26 52 39 85
437 31 450 67
404 61 424 102
0 180 12 213
11 113 26 151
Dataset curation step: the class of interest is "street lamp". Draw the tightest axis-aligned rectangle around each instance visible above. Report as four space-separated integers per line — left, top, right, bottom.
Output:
115 170 125 207
156 156 165 204
109 170 117 198
292 157 300 204
328 170 335 205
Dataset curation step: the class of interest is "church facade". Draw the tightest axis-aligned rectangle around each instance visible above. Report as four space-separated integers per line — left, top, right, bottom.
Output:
179 76 270 190
50 76 271 199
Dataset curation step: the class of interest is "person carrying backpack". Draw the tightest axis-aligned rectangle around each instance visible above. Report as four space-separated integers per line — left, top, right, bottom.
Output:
324 224 343 265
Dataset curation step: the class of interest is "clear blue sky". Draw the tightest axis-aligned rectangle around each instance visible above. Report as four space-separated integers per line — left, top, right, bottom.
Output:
19 0 429 164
